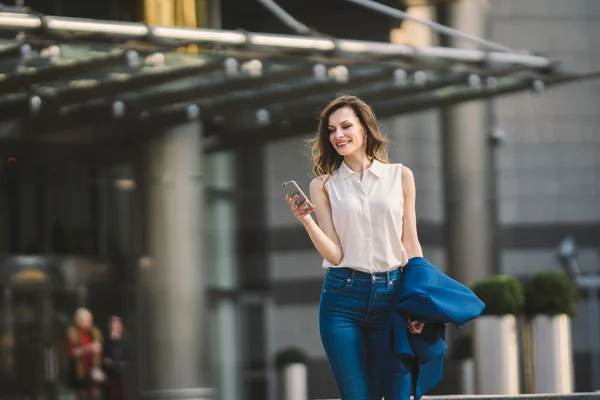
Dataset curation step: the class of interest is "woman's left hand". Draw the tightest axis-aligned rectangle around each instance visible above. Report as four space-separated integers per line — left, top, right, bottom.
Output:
407 316 425 334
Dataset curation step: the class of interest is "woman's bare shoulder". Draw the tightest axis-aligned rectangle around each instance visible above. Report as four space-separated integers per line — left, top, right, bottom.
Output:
401 164 414 179
311 174 330 188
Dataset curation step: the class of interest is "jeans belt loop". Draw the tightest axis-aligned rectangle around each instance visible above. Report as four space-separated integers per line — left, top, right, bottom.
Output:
386 271 391 289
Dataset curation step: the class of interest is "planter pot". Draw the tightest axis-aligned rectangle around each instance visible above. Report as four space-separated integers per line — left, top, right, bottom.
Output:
280 363 307 400
474 315 520 395
459 358 476 395
531 314 573 394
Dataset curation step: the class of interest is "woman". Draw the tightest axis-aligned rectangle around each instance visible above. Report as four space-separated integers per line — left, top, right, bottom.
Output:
66 307 105 400
104 316 132 400
285 95 424 399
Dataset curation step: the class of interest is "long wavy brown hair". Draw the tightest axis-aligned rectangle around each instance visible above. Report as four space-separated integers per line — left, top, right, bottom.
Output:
308 95 389 179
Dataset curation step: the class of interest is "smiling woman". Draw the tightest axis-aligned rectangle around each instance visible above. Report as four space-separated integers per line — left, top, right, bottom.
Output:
283 94 426 399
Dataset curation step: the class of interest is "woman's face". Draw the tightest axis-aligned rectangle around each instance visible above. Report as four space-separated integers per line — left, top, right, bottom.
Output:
110 319 123 335
77 311 92 329
328 107 367 157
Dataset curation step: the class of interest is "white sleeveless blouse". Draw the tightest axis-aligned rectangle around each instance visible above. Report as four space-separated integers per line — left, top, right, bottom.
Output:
322 159 408 273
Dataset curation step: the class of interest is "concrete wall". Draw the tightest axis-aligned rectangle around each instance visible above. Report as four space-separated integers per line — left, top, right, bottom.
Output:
491 0 600 233
490 0 600 392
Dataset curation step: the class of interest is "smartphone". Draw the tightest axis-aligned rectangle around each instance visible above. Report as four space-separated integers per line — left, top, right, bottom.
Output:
282 180 314 211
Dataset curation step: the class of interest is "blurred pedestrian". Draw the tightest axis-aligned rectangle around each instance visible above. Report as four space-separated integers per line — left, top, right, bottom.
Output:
285 95 425 399
104 316 132 400
66 307 105 400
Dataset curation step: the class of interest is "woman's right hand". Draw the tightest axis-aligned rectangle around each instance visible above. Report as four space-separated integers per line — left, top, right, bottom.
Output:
285 194 315 225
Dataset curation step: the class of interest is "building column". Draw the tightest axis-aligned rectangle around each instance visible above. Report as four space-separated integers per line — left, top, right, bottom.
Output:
143 0 211 30
144 121 208 392
440 0 494 286
204 150 242 400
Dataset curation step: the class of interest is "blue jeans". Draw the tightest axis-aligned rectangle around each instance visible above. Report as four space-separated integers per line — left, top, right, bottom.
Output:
319 267 412 400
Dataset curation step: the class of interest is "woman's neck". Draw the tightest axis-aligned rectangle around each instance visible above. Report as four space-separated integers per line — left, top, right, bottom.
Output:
343 153 372 177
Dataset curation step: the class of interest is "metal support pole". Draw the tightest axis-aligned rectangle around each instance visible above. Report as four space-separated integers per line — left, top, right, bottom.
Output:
346 0 518 53
209 0 222 30
440 0 494 286
256 0 311 35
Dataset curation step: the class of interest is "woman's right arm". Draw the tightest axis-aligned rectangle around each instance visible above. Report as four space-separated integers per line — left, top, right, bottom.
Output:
286 178 343 265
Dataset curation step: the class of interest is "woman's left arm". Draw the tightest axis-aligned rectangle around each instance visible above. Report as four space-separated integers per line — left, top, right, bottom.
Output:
401 165 423 259
401 166 425 334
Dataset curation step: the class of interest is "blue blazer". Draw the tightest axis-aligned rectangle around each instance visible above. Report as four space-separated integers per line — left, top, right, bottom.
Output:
385 257 485 400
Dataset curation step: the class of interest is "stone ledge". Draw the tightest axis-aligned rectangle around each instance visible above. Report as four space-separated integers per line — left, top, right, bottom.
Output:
423 395 600 400
318 394 600 400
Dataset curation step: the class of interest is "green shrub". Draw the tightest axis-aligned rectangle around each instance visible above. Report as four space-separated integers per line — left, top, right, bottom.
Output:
524 271 578 317
471 274 524 316
450 333 473 361
275 347 308 369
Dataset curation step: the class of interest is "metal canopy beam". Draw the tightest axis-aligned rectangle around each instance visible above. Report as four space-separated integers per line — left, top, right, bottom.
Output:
13 61 324 127
22 101 200 142
9 68 476 132
204 70 600 152
115 62 326 113
0 40 26 60
5 60 327 125
16 63 596 137
201 67 397 116
0 11 553 69
23 99 120 133
17 68 599 149
205 63 539 112
0 49 132 95
236 66 542 124
28 58 227 116
371 74 585 116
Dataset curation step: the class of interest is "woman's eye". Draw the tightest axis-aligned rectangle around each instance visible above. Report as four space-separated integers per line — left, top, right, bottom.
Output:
342 125 351 130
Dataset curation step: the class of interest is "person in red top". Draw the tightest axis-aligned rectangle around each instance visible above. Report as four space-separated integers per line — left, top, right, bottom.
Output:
66 307 105 400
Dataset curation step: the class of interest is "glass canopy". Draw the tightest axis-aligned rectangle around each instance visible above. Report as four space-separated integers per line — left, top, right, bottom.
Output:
0 11 598 150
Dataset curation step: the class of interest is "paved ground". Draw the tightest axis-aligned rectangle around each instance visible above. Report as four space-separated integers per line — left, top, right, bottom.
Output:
317 394 600 400
421 394 600 400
